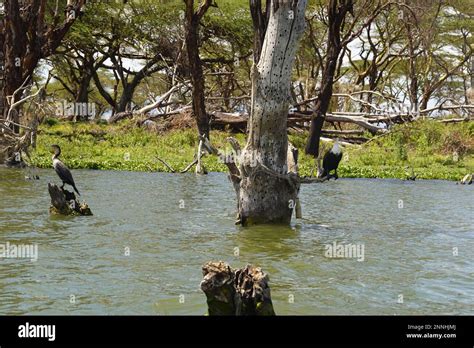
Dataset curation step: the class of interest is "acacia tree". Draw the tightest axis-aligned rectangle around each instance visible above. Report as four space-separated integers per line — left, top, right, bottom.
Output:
401 0 473 111
184 0 215 140
62 1 178 118
304 0 354 158
236 0 307 224
0 0 85 132
304 0 394 158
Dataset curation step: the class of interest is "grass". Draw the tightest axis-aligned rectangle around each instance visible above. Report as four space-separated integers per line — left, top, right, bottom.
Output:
29 118 474 181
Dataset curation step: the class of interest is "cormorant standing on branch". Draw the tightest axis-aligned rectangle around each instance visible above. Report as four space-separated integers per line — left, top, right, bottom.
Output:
51 144 80 195
321 140 343 180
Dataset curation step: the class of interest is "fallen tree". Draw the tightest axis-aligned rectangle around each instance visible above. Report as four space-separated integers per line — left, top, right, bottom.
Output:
108 83 188 123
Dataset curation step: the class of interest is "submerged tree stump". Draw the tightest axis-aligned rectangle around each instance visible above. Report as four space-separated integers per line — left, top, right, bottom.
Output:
460 173 472 185
200 261 275 316
48 183 92 216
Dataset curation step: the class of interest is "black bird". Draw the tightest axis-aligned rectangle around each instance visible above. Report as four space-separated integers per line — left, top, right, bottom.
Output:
320 140 343 180
51 144 80 195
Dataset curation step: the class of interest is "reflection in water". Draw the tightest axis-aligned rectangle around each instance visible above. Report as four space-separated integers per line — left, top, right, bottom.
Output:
0 167 473 315
234 224 300 260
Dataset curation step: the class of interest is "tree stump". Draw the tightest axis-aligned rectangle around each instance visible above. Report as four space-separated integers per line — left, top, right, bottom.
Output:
48 183 92 216
200 261 275 316
460 173 472 185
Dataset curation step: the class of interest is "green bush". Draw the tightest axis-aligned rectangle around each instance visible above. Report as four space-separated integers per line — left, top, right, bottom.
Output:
29 119 473 181
44 117 59 126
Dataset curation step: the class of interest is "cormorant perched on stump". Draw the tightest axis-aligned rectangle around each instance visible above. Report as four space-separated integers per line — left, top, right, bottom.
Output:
51 144 80 195
320 140 343 180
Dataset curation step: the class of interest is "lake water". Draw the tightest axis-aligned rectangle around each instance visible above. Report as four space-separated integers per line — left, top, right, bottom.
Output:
0 167 473 315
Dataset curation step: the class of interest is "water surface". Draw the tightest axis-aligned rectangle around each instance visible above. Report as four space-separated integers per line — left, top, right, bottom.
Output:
0 167 473 315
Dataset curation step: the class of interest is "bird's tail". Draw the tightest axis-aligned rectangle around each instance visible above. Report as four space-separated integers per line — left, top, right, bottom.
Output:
73 185 80 196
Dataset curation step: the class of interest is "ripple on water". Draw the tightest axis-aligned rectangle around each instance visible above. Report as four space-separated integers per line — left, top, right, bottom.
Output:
0 169 473 314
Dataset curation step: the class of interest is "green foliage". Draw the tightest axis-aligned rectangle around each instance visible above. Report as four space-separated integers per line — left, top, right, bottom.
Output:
343 120 473 180
44 118 59 126
30 119 473 181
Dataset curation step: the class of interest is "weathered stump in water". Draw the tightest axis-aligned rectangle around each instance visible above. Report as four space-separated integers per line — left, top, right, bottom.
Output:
200 261 275 316
460 173 472 185
48 183 92 216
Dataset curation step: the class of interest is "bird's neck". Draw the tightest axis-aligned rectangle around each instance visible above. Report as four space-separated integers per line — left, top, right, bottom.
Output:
332 143 341 155
52 153 60 160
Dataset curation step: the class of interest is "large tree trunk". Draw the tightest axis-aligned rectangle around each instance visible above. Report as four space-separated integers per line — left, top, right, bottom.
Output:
0 49 5 120
73 74 92 121
2 0 27 134
0 0 84 161
305 0 352 158
238 0 307 225
184 0 212 140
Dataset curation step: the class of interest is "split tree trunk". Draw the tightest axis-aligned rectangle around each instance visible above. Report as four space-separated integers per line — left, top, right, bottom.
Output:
238 0 307 225
201 261 275 316
48 183 92 216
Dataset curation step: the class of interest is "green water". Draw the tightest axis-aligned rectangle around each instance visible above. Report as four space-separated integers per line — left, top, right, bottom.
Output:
0 167 473 315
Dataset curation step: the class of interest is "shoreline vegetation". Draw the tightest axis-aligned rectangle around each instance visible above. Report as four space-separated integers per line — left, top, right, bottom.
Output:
28 117 473 181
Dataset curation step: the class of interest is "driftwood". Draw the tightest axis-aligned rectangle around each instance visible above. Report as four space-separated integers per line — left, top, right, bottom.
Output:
288 143 302 218
209 111 386 136
460 173 473 185
48 183 92 216
200 261 275 316
155 156 176 173
153 153 206 173
439 117 473 124
195 138 207 174
210 112 248 132
108 83 189 123
180 155 200 173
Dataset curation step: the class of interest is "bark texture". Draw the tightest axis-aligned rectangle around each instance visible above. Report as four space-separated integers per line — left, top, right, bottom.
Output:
184 0 213 140
200 261 275 316
48 183 92 216
0 0 84 164
238 0 307 225
305 0 353 158
0 0 85 121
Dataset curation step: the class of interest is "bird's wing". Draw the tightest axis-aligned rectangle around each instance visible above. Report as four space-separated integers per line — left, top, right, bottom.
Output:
322 150 331 168
55 161 76 186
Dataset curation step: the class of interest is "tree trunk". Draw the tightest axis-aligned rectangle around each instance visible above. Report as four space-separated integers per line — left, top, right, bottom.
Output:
0 49 5 119
48 183 92 216
471 55 474 90
238 0 307 225
0 0 84 162
116 84 134 114
304 0 352 158
73 74 92 121
201 261 275 316
184 1 211 140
